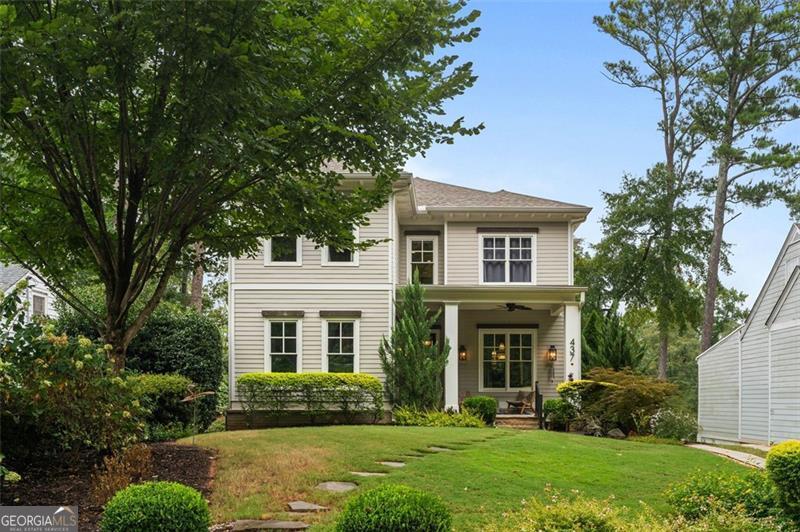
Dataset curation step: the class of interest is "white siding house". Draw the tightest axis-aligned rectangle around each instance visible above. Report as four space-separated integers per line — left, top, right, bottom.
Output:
697 224 800 445
0 263 57 321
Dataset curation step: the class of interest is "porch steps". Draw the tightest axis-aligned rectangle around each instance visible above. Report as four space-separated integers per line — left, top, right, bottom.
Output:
495 415 539 429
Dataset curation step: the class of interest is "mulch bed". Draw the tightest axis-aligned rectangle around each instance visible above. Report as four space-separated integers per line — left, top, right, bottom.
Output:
1 443 216 531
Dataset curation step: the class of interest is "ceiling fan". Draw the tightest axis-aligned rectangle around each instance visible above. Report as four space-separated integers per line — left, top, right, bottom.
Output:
497 302 532 312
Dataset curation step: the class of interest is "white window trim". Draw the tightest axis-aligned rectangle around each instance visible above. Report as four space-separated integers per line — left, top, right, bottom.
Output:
264 319 303 372
477 328 537 392
405 235 439 284
477 233 537 285
264 237 303 267
321 227 360 267
321 318 360 373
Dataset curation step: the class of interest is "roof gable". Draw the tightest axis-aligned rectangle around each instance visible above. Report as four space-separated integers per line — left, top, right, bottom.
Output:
0 263 29 292
766 265 800 327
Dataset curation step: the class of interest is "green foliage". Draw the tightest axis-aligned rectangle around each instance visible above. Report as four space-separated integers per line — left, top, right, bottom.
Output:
335 484 452 532
542 399 574 431
237 372 383 423
379 275 450 409
649 409 698 441
0 287 143 459
582 307 645 371
100 481 210 532
127 373 194 441
461 395 497 425
125 308 223 430
665 470 779 522
585 368 677 434
0 0 481 363
767 440 800 525
392 407 484 428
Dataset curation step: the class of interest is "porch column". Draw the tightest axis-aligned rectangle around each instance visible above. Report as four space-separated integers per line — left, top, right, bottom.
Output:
564 304 582 380
444 302 459 410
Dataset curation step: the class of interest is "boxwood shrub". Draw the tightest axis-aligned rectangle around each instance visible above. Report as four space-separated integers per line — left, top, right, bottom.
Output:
393 406 484 428
766 440 800 525
100 481 210 532
462 395 497 425
127 374 194 441
335 484 451 532
237 373 383 423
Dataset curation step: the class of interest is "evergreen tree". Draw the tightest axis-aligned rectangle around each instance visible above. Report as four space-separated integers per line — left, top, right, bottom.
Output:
582 307 645 372
379 274 450 410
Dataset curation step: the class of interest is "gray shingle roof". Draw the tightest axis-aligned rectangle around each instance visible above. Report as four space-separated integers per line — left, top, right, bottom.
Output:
0 263 28 291
412 177 591 211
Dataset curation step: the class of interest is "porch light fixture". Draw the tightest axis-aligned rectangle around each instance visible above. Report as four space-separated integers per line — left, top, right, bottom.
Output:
458 345 467 361
423 338 433 347
547 345 558 362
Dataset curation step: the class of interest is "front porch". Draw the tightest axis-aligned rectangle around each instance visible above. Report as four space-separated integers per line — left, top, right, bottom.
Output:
422 285 584 411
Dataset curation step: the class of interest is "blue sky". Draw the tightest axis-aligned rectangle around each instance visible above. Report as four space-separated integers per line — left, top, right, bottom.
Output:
407 0 796 307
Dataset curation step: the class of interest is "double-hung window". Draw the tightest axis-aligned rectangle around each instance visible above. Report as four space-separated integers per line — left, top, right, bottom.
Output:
32 294 46 316
264 236 302 266
480 234 535 284
406 236 438 284
266 320 301 372
324 320 358 372
322 228 359 266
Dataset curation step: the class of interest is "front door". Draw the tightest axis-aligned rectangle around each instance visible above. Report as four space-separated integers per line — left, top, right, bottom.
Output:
478 329 536 392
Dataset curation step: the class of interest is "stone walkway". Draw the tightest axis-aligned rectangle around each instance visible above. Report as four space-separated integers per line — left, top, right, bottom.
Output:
687 443 766 469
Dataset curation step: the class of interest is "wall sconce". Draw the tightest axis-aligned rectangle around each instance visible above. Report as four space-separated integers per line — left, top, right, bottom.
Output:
458 345 467 361
547 345 558 363
422 338 432 347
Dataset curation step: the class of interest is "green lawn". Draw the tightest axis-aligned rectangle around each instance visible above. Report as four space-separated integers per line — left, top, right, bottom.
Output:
187 426 746 530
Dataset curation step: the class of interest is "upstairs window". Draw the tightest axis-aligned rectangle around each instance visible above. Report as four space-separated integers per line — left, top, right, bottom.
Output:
480 234 535 284
264 236 302 266
407 236 438 284
322 228 359 266
32 294 45 316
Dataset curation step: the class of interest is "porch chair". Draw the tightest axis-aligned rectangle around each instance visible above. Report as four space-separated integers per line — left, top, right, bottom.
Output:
506 391 535 415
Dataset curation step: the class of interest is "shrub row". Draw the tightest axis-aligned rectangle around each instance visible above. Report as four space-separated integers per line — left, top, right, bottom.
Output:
237 372 383 423
392 407 485 428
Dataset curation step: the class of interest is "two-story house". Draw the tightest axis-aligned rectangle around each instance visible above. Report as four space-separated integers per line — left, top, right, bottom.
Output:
227 169 591 415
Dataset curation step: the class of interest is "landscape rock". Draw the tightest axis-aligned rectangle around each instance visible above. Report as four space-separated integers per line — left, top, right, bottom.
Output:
288 501 327 512
377 461 405 468
607 428 626 439
316 481 357 492
350 471 387 477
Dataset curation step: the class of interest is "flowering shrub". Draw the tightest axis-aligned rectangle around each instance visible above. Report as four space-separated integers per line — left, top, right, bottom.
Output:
0 286 144 458
649 409 698 441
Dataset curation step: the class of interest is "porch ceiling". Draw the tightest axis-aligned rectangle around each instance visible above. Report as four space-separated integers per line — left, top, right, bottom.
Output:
416 284 585 306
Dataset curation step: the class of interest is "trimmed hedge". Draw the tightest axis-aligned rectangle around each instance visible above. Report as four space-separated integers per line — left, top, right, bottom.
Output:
462 395 497 425
237 373 383 423
335 484 452 532
100 481 210 532
767 440 800 525
127 373 194 441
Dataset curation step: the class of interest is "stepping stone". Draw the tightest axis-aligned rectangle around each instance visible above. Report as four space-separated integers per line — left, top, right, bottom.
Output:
377 461 405 468
316 481 358 492
428 446 452 452
350 471 387 477
231 520 309 531
288 500 327 512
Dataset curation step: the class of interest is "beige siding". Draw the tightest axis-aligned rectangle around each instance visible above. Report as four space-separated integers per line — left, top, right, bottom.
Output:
232 203 391 284
698 332 740 442
456 309 565 404
397 226 445 285
770 326 800 442
446 222 570 285
231 288 392 402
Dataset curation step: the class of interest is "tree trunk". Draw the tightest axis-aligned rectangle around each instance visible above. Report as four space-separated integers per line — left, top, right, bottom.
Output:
658 327 669 380
701 162 729 352
189 242 204 312
105 326 128 372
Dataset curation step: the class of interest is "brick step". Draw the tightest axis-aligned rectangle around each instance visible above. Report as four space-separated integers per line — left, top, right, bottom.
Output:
495 416 540 429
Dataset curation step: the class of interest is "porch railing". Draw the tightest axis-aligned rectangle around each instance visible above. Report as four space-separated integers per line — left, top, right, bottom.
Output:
535 381 543 429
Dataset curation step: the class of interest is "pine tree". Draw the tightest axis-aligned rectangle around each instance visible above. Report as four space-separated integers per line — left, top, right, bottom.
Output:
379 273 450 410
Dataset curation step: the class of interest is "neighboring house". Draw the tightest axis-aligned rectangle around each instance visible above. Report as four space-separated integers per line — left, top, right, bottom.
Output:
0 263 56 321
228 169 591 414
698 224 800 445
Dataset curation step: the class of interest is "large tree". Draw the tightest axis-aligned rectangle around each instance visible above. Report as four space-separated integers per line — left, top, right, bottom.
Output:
692 0 800 352
0 0 481 368
595 0 707 378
